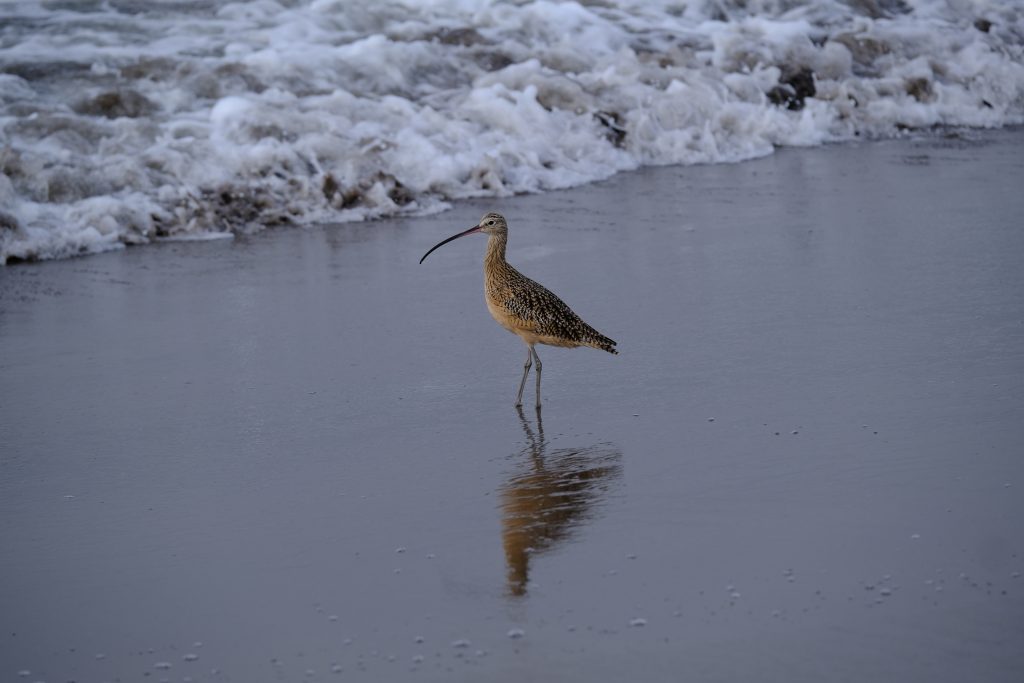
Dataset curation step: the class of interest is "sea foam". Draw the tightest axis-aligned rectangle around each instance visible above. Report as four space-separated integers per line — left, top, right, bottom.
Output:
1 0 1022 263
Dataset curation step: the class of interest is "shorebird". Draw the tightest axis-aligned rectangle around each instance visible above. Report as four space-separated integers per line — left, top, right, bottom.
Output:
420 212 617 408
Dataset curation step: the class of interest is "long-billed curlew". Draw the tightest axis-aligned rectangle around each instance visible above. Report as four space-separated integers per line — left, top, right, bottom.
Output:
420 212 617 408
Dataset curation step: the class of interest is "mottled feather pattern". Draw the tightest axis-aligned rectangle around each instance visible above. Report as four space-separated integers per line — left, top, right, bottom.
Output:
486 262 618 354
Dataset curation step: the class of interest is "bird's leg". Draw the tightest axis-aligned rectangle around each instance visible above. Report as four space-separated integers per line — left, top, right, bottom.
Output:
531 346 542 409
515 344 533 407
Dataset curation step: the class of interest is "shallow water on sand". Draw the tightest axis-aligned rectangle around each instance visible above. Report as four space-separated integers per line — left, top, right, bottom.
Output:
1 130 1023 682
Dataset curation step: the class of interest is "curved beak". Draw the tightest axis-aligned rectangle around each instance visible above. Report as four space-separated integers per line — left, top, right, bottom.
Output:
419 224 482 264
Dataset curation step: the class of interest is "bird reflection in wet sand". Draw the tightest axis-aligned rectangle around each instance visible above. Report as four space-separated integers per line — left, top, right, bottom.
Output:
500 407 622 597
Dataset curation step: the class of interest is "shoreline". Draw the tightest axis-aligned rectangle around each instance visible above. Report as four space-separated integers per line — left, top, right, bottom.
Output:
2 129 1023 682
2 124 1020 267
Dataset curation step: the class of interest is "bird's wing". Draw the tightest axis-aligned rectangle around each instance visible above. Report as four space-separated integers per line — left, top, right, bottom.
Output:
502 270 603 343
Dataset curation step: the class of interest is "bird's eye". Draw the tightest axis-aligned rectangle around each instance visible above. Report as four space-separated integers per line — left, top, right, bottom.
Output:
488 220 495 225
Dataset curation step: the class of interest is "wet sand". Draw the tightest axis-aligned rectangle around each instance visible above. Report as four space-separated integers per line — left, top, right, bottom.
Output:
2 129 1023 682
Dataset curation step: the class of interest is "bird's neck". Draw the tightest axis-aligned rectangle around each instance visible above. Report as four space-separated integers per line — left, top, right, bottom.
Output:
484 232 508 269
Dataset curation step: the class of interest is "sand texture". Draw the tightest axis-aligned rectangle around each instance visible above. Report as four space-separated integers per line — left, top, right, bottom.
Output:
2 129 1023 682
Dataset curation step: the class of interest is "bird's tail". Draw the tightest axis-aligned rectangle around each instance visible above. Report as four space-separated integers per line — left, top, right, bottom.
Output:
589 334 618 355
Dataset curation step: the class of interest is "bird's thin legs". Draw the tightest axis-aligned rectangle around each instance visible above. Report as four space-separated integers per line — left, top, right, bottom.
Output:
531 346 543 409
515 344 533 407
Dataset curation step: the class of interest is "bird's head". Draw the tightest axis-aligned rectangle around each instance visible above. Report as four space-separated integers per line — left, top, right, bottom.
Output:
419 212 507 264
476 212 507 236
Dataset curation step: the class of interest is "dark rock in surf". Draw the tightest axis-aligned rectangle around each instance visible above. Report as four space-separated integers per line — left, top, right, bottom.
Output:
767 67 816 111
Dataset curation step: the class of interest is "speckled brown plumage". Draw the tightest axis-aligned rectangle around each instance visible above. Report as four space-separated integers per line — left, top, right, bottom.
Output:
420 211 617 407
482 220 618 355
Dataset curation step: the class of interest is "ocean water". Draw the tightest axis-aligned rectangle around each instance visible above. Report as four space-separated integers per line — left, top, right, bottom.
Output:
1 0 1022 263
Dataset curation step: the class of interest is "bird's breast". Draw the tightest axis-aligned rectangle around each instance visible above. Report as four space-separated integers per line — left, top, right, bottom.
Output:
483 276 538 336
485 287 524 332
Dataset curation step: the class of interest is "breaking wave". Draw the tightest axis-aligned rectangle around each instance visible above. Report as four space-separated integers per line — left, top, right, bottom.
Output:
1 0 1022 262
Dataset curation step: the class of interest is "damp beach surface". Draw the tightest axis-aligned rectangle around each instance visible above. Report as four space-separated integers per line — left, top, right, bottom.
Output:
2 129 1024 682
